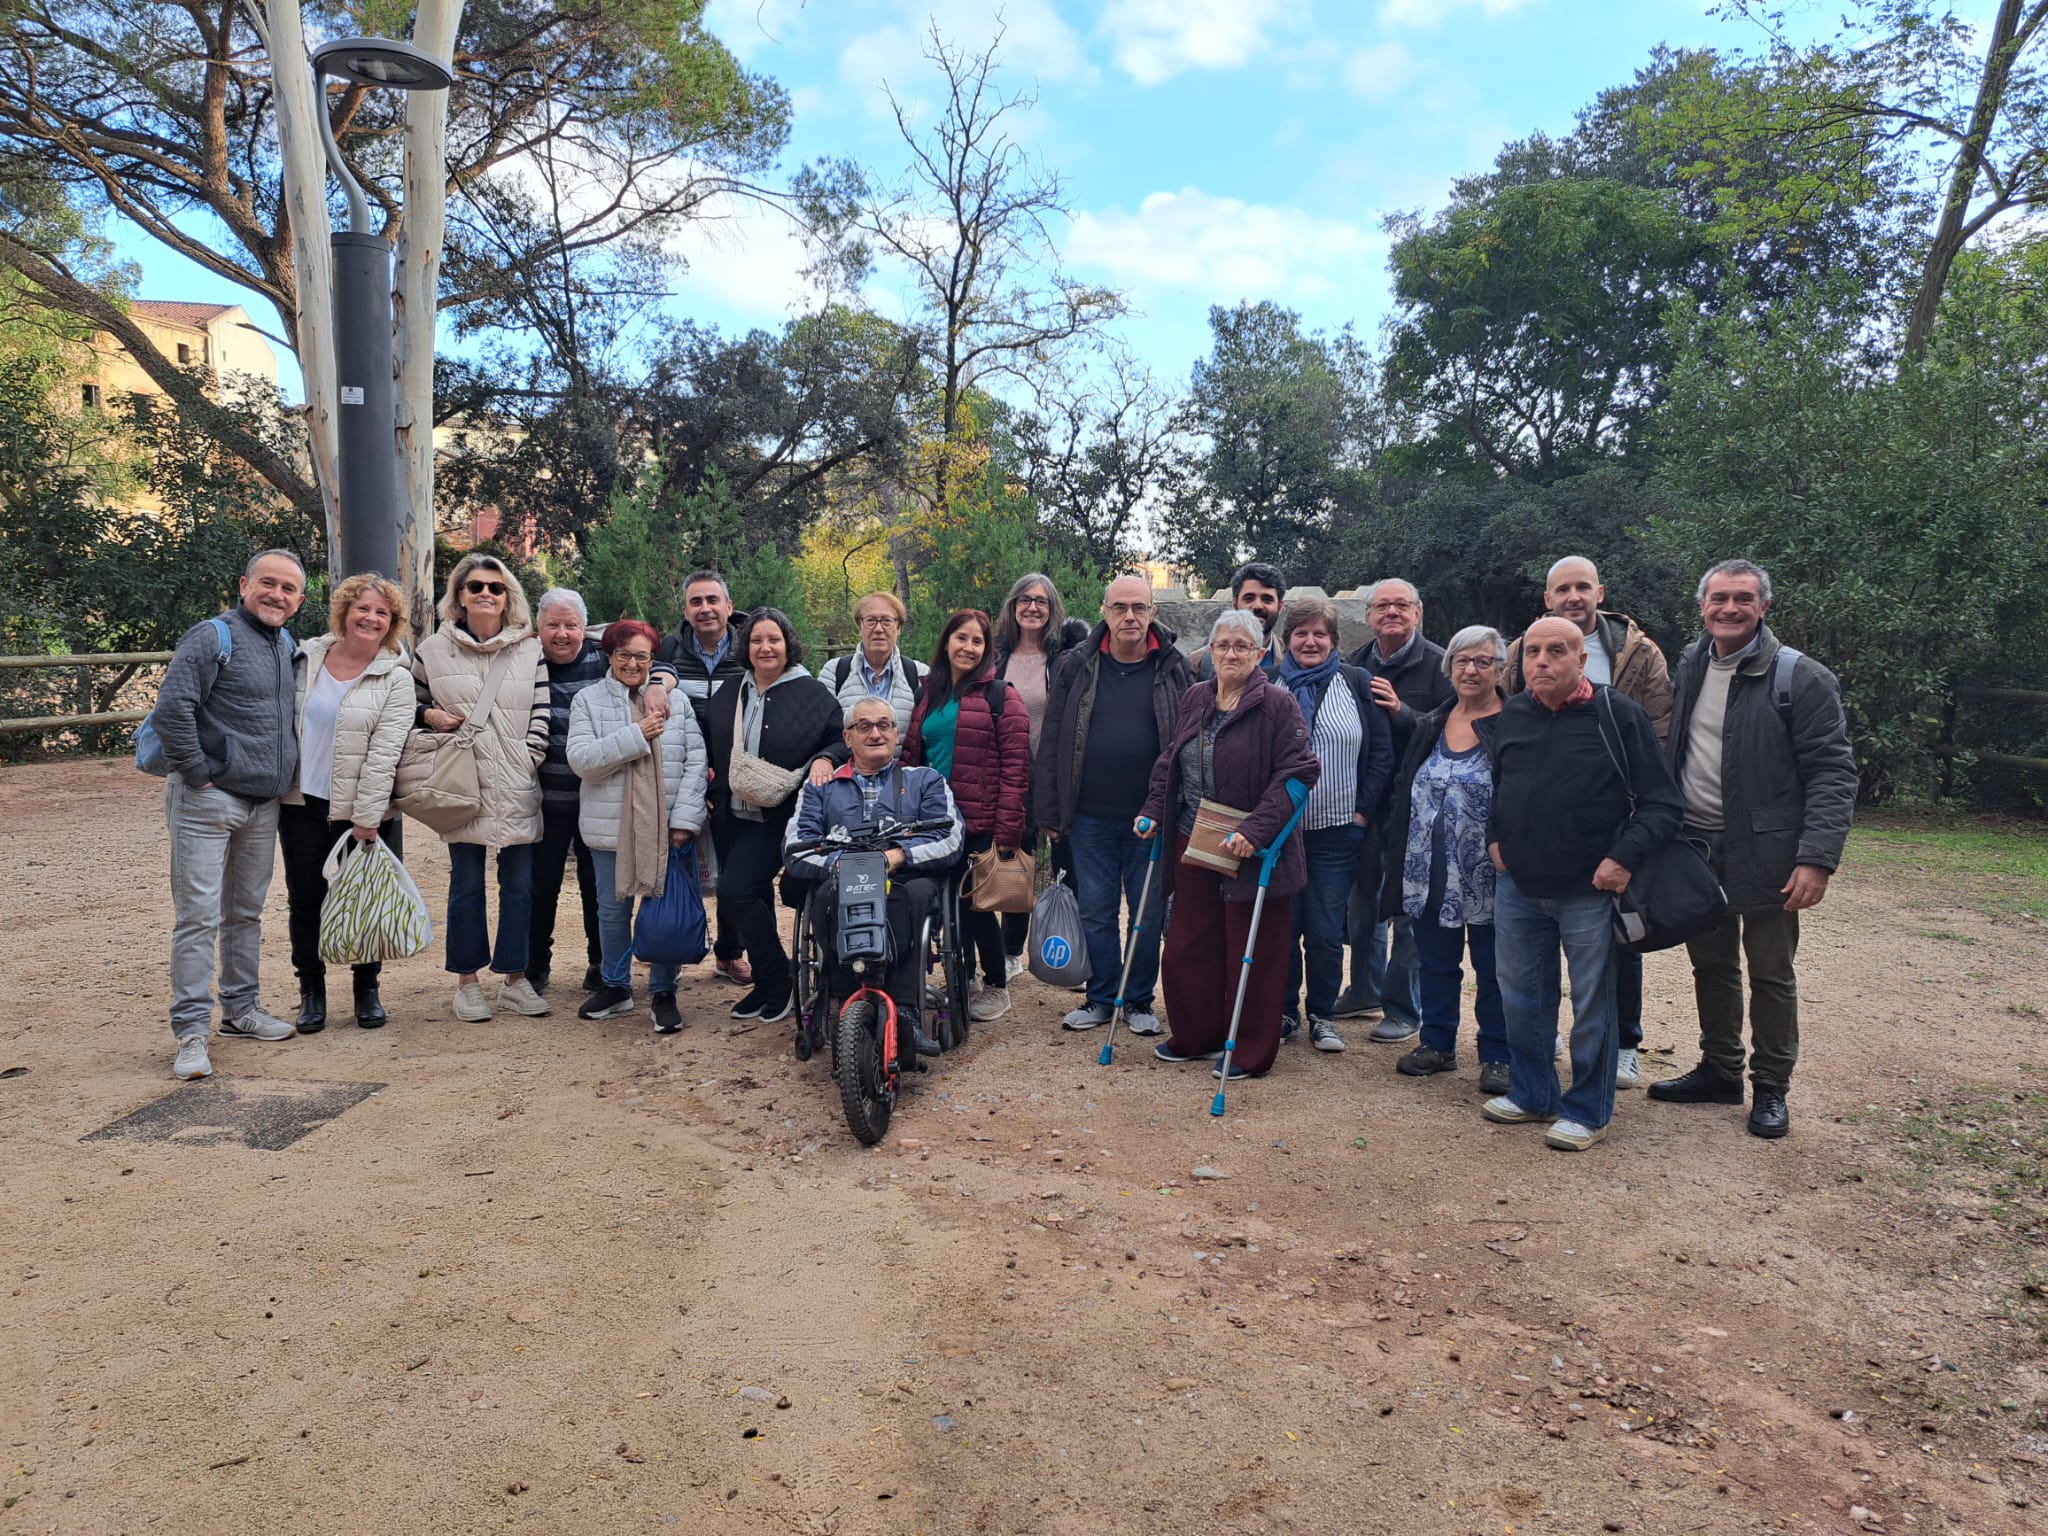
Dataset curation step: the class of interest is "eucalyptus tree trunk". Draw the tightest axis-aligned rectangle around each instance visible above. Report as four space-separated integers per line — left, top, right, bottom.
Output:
395 0 464 637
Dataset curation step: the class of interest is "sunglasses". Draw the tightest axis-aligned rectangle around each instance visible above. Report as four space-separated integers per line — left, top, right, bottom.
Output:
464 579 507 596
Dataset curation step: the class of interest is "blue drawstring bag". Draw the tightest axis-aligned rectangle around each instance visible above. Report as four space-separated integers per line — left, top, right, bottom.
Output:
633 843 709 966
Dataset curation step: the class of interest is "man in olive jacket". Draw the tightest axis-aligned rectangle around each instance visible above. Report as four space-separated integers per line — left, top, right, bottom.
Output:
1649 559 1857 1140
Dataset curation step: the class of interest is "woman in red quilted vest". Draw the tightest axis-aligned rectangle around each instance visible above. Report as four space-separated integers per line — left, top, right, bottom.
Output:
903 609 1032 1023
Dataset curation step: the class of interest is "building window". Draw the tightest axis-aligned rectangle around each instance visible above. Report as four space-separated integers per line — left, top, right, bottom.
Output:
80 383 100 410
176 342 192 365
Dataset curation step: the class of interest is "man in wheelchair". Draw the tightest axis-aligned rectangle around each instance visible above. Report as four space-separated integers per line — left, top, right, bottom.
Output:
783 696 965 1056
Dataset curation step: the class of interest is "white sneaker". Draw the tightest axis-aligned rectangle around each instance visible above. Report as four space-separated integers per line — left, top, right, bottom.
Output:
219 1007 294 1041
1546 1119 1608 1152
968 985 1011 1022
1005 954 1025 980
453 982 493 1021
1062 1003 1113 1031
173 1036 212 1080
1482 1096 1551 1124
1123 1008 1163 1036
1615 1047 1641 1089
497 976 552 1016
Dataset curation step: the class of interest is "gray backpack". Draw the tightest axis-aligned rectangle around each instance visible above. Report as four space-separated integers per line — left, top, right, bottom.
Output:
1026 872 1092 989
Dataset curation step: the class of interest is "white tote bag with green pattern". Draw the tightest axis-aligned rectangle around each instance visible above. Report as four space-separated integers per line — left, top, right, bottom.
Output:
318 832 433 965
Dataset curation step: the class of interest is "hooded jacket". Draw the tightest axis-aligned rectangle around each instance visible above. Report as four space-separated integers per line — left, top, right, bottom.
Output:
1506 610 1673 743
1033 620 1194 835
903 662 1032 847
282 636 413 827
1666 624 1857 911
566 674 710 851
1139 673 1322 903
410 621 549 847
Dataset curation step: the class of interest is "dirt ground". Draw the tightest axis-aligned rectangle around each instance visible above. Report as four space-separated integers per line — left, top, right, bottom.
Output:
3 758 2044 1536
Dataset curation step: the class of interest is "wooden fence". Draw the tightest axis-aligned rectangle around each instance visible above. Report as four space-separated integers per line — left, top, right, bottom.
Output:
0 652 170 737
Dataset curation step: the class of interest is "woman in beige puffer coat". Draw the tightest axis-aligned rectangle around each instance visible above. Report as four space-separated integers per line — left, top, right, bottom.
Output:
411 553 552 1023
278 572 416 1032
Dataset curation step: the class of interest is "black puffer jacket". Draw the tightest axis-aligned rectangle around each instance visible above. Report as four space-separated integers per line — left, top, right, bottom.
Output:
1666 625 1857 912
704 668 843 832
1032 621 1193 834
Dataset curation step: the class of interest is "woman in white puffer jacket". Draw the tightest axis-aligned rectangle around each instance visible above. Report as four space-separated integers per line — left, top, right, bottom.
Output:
567 619 709 1033
278 572 415 1032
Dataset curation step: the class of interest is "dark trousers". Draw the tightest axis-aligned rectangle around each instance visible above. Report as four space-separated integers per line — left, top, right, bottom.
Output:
713 818 791 994
1413 915 1506 1062
1160 836 1294 1077
446 842 534 976
811 876 937 1035
1617 946 1643 1049
1287 821 1366 1018
1001 834 1073 957
529 802 601 984
278 796 402 987
961 831 1008 987
1686 829 1801 1090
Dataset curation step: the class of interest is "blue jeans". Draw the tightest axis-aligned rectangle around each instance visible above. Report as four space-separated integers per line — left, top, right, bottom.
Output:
1413 916 1506 1062
446 842 535 976
589 848 680 995
1288 822 1366 1017
1066 813 1163 1010
1493 868 1618 1130
1346 888 1421 1026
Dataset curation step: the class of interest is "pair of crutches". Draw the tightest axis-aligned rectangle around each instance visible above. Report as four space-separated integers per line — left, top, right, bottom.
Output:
1099 780 1313 1118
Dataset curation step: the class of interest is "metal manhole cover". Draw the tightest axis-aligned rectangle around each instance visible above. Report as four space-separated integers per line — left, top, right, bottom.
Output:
83 1077 386 1151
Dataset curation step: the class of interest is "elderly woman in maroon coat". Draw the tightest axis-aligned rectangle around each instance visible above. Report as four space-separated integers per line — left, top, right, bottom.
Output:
1138 609 1320 1078
903 608 1032 1023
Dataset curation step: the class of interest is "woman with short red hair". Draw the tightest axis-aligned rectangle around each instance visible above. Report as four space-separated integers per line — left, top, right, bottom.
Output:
566 619 709 1033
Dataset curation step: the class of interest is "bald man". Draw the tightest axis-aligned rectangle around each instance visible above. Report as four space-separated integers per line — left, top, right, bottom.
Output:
1480 616 1684 1151
1505 555 1674 1086
1034 574 1194 1033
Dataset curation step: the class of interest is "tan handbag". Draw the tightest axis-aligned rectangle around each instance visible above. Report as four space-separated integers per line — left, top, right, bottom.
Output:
1180 797 1251 875
726 686 804 809
966 844 1034 913
393 648 520 834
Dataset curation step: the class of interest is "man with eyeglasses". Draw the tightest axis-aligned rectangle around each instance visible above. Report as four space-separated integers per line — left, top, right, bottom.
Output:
1034 573 1193 1034
1504 555 1674 1088
824 591 926 734
1337 578 1456 1040
1190 562 1286 681
785 697 965 1058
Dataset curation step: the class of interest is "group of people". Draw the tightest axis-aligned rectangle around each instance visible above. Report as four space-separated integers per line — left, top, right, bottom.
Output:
148 543 1856 1148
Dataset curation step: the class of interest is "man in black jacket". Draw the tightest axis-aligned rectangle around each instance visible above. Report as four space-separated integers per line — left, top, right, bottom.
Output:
1035 575 1193 1036
1189 562 1285 680
1483 617 1684 1151
1338 578 1456 1040
653 570 753 984
1649 559 1857 1139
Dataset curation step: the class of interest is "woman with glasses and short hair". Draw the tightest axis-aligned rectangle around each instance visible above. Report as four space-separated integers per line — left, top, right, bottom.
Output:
822 590 925 733
1380 626 1512 1093
412 553 552 1022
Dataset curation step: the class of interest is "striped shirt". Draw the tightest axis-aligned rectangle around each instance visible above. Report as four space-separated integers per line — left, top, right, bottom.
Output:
1301 674 1364 831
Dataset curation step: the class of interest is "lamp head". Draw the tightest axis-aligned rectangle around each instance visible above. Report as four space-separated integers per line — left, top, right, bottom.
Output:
312 36 454 92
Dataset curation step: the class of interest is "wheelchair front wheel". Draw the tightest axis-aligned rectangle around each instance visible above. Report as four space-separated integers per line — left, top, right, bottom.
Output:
834 997 894 1146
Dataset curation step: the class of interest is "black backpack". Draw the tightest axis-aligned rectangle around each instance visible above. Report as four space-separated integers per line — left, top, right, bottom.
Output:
1592 688 1729 952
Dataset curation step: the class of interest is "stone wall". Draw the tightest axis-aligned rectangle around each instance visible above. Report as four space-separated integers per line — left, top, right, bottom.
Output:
1152 586 1380 658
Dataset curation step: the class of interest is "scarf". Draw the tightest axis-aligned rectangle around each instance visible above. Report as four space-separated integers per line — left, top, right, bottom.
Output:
614 685 667 900
1278 651 1342 735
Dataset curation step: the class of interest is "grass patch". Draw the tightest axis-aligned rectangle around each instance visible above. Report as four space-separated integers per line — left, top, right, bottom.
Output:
1849 813 2048 922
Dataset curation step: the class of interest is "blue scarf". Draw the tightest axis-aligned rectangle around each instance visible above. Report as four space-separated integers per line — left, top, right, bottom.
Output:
1278 652 1342 735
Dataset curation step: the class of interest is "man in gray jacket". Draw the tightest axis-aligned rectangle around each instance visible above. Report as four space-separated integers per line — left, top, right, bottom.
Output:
1649 559 1858 1139
151 550 307 1080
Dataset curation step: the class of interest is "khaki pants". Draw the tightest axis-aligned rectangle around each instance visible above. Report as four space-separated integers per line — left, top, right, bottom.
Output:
1684 829 1801 1091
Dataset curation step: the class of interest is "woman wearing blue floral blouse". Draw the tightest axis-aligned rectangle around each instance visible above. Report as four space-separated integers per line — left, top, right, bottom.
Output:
1378 626 1510 1093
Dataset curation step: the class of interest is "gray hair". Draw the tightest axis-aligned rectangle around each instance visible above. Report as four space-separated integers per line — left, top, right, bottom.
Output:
1367 577 1421 608
1208 608 1266 651
1442 625 1508 676
536 587 588 625
684 569 729 598
1696 558 1773 605
245 548 306 581
843 695 897 728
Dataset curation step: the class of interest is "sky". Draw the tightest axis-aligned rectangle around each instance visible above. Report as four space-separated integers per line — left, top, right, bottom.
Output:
117 0 1773 402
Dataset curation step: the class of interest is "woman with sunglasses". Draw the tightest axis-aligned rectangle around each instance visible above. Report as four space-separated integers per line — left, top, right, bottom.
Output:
412 553 553 1022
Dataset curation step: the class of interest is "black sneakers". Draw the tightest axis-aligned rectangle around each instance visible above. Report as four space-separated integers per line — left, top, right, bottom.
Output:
1646 1061 1745 1104
1396 1045 1456 1077
1748 1087 1790 1138
579 985 635 1020
651 992 683 1034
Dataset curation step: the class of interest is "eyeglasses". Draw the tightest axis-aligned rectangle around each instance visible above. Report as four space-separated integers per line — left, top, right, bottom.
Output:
1369 599 1416 614
464 579 507 596
857 615 900 629
1451 655 1502 672
1014 596 1049 610
613 651 654 665
1210 642 1259 657
1106 601 1152 618
849 721 895 736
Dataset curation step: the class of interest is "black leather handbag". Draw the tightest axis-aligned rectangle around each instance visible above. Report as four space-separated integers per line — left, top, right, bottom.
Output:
1593 690 1729 953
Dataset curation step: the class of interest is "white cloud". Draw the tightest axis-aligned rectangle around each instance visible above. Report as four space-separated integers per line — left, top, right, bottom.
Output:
1380 0 1535 28
663 198 821 328
1343 40 1419 100
839 0 1087 108
1066 188 1386 302
1100 0 1307 86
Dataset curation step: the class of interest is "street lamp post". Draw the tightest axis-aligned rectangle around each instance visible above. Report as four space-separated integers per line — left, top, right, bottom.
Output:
309 36 453 581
